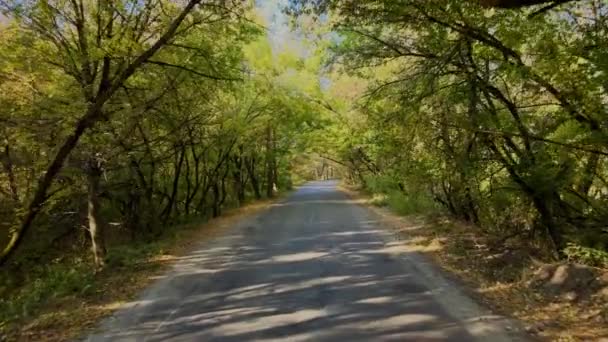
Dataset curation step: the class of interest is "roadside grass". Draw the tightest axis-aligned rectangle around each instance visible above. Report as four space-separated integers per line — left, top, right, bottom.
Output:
0 196 284 342
341 185 608 341
362 187 438 217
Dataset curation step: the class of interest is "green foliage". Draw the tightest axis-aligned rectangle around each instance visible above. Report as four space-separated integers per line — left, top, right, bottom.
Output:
385 190 438 216
0 262 95 325
363 175 438 215
3 0 608 336
0 0 330 265
288 0 608 257
564 243 608 268
0 2 332 336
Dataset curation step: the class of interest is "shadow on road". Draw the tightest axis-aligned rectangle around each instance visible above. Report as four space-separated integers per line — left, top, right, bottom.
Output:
87 181 514 342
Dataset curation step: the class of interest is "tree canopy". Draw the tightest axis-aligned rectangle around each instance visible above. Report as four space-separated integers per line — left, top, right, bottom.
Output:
287 0 608 261
2 1 608 338
1 0 607 282
0 0 331 270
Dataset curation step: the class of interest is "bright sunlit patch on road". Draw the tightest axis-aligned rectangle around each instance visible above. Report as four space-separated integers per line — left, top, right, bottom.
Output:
355 296 394 304
210 309 328 336
358 313 438 329
271 251 328 262
271 276 351 294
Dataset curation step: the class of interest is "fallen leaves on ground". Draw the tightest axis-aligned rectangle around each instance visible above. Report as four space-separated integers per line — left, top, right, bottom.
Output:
341 186 608 342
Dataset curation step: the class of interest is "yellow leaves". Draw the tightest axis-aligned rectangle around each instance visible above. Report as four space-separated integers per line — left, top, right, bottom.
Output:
0 73 33 107
483 7 497 18
244 37 274 70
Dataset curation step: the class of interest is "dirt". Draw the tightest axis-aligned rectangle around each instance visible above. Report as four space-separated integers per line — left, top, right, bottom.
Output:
342 186 608 342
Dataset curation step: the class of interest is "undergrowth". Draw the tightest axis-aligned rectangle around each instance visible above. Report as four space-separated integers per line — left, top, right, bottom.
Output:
0 194 281 341
0 227 188 338
363 175 438 215
0 260 95 333
564 243 608 268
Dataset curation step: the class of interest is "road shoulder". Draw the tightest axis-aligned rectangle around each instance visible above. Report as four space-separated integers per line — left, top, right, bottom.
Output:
339 186 531 342
341 185 608 341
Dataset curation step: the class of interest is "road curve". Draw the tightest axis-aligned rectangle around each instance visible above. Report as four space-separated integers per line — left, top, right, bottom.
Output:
86 180 524 342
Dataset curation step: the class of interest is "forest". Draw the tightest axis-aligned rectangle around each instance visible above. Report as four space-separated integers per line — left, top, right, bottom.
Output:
294 0 608 263
0 0 328 268
1 0 607 339
0 0 329 334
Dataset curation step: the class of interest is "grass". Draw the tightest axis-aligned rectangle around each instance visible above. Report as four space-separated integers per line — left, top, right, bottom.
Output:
0 196 283 342
1 261 96 325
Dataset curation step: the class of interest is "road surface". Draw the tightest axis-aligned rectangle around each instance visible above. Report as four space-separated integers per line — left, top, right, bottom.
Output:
87 181 523 341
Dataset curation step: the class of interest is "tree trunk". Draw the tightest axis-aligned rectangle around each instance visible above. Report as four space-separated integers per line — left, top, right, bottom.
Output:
219 165 229 209
212 182 220 217
0 108 99 266
532 195 563 256
578 153 599 196
464 186 479 224
86 156 106 269
196 178 211 215
487 139 564 255
162 145 185 224
232 148 245 206
117 153 152 237
2 144 20 203
246 156 262 200
265 126 274 198
184 148 192 216
184 141 202 214
480 0 564 8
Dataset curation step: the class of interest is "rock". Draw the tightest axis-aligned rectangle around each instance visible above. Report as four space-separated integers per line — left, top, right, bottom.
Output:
485 248 531 282
545 264 596 295
528 263 557 286
525 325 540 334
529 263 600 301
525 321 553 334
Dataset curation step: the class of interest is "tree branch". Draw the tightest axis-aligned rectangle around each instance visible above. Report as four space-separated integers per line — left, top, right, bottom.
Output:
144 60 242 81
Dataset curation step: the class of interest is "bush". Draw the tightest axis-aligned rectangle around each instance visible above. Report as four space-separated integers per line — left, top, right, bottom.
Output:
363 174 437 215
564 243 608 268
385 190 437 216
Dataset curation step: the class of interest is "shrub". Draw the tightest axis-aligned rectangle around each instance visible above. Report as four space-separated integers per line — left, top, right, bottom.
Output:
564 243 608 268
385 190 437 216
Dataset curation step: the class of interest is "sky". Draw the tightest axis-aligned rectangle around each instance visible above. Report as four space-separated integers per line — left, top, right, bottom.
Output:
255 0 332 92
256 0 308 58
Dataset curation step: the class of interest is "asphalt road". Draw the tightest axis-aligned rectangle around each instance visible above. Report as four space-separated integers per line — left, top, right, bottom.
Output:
87 181 523 342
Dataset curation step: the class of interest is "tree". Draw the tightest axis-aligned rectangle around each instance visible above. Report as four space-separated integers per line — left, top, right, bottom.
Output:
289 0 608 257
0 0 250 265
